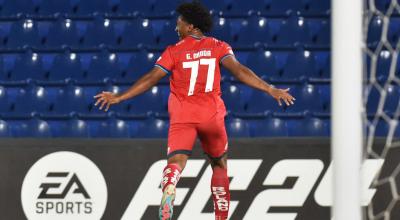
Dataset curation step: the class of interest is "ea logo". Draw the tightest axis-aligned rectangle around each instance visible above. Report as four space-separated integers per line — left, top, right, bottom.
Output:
21 151 107 220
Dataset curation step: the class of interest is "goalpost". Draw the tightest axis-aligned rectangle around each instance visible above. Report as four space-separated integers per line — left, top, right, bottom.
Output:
332 0 363 220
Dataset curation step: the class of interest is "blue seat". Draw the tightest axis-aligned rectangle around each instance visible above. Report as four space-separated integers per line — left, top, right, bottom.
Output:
115 0 152 15
247 89 285 114
236 15 273 46
0 86 10 112
221 83 245 114
264 0 302 15
227 0 264 15
288 117 329 136
51 118 89 137
90 118 130 138
137 118 169 138
38 0 72 15
118 19 156 49
372 0 391 14
75 0 110 15
367 15 383 48
152 0 182 16
84 50 120 83
1 0 36 16
247 49 278 79
388 18 400 49
53 85 89 114
118 51 159 82
0 120 11 137
278 49 316 82
10 119 51 137
0 55 5 80
201 0 227 13
311 20 330 46
209 17 233 44
319 84 331 113
301 0 330 15
313 52 330 80
375 50 391 85
125 85 166 115
83 16 117 48
10 51 45 81
226 118 250 137
249 117 288 137
384 85 400 115
13 85 50 114
366 85 380 115
275 15 312 46
288 84 322 113
7 19 41 49
158 19 180 48
48 51 83 82
46 18 80 48
374 119 389 137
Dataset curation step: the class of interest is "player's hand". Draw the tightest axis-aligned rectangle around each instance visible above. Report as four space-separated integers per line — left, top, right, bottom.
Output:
268 88 295 106
93 91 122 112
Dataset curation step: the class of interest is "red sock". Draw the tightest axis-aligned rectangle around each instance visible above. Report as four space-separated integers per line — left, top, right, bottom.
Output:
161 163 182 192
211 167 230 220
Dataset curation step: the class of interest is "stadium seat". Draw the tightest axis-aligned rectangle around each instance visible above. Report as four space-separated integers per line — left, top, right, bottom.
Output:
124 86 165 115
137 118 169 138
388 18 400 49
374 119 390 137
200 0 227 13
82 16 117 48
90 118 130 138
6 19 41 49
301 0 330 15
53 85 89 114
9 51 45 81
0 120 11 137
12 85 50 114
227 0 264 16
209 17 234 44
287 117 329 136
372 0 391 14
0 55 5 80
235 15 273 47
375 50 391 85
74 0 110 15
319 84 331 113
1 0 37 16
114 0 152 15
249 117 288 137
48 51 83 82
158 19 180 48
38 0 73 16
246 49 278 79
152 0 182 16
246 88 285 114
118 19 156 49
366 85 380 115
311 20 330 47
51 118 89 137
0 86 10 113
383 85 400 115
226 118 250 137
312 51 330 81
277 49 316 82
221 83 246 114
264 0 302 15
367 15 383 48
9 119 51 137
118 51 159 83
46 18 80 48
84 50 120 83
275 14 312 46
286 84 323 113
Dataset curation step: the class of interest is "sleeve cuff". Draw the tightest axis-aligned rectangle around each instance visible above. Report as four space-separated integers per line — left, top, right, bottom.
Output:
154 64 171 75
220 54 234 64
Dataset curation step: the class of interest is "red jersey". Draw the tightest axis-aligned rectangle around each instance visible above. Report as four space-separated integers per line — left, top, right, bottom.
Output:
155 35 234 124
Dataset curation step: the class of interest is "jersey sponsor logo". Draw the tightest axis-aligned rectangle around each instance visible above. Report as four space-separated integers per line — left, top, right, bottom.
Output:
21 151 107 220
121 159 383 220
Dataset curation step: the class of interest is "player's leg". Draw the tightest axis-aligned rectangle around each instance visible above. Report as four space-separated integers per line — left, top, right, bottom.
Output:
197 114 230 220
159 123 197 220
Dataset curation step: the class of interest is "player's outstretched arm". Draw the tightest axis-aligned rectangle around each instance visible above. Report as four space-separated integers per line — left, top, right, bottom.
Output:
221 56 295 106
93 67 167 111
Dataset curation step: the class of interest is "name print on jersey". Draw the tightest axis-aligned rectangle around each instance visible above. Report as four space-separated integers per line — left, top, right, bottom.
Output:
186 50 212 60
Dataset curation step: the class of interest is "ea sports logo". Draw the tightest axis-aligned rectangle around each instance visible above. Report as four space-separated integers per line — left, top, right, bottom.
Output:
21 151 107 220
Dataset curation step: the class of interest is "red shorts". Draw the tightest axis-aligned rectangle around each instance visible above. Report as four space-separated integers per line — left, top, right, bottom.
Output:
167 112 228 159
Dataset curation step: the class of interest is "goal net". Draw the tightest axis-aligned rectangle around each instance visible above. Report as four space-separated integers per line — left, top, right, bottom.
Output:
364 0 400 219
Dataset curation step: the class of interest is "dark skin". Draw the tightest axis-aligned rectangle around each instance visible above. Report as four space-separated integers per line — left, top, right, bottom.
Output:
94 16 295 171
